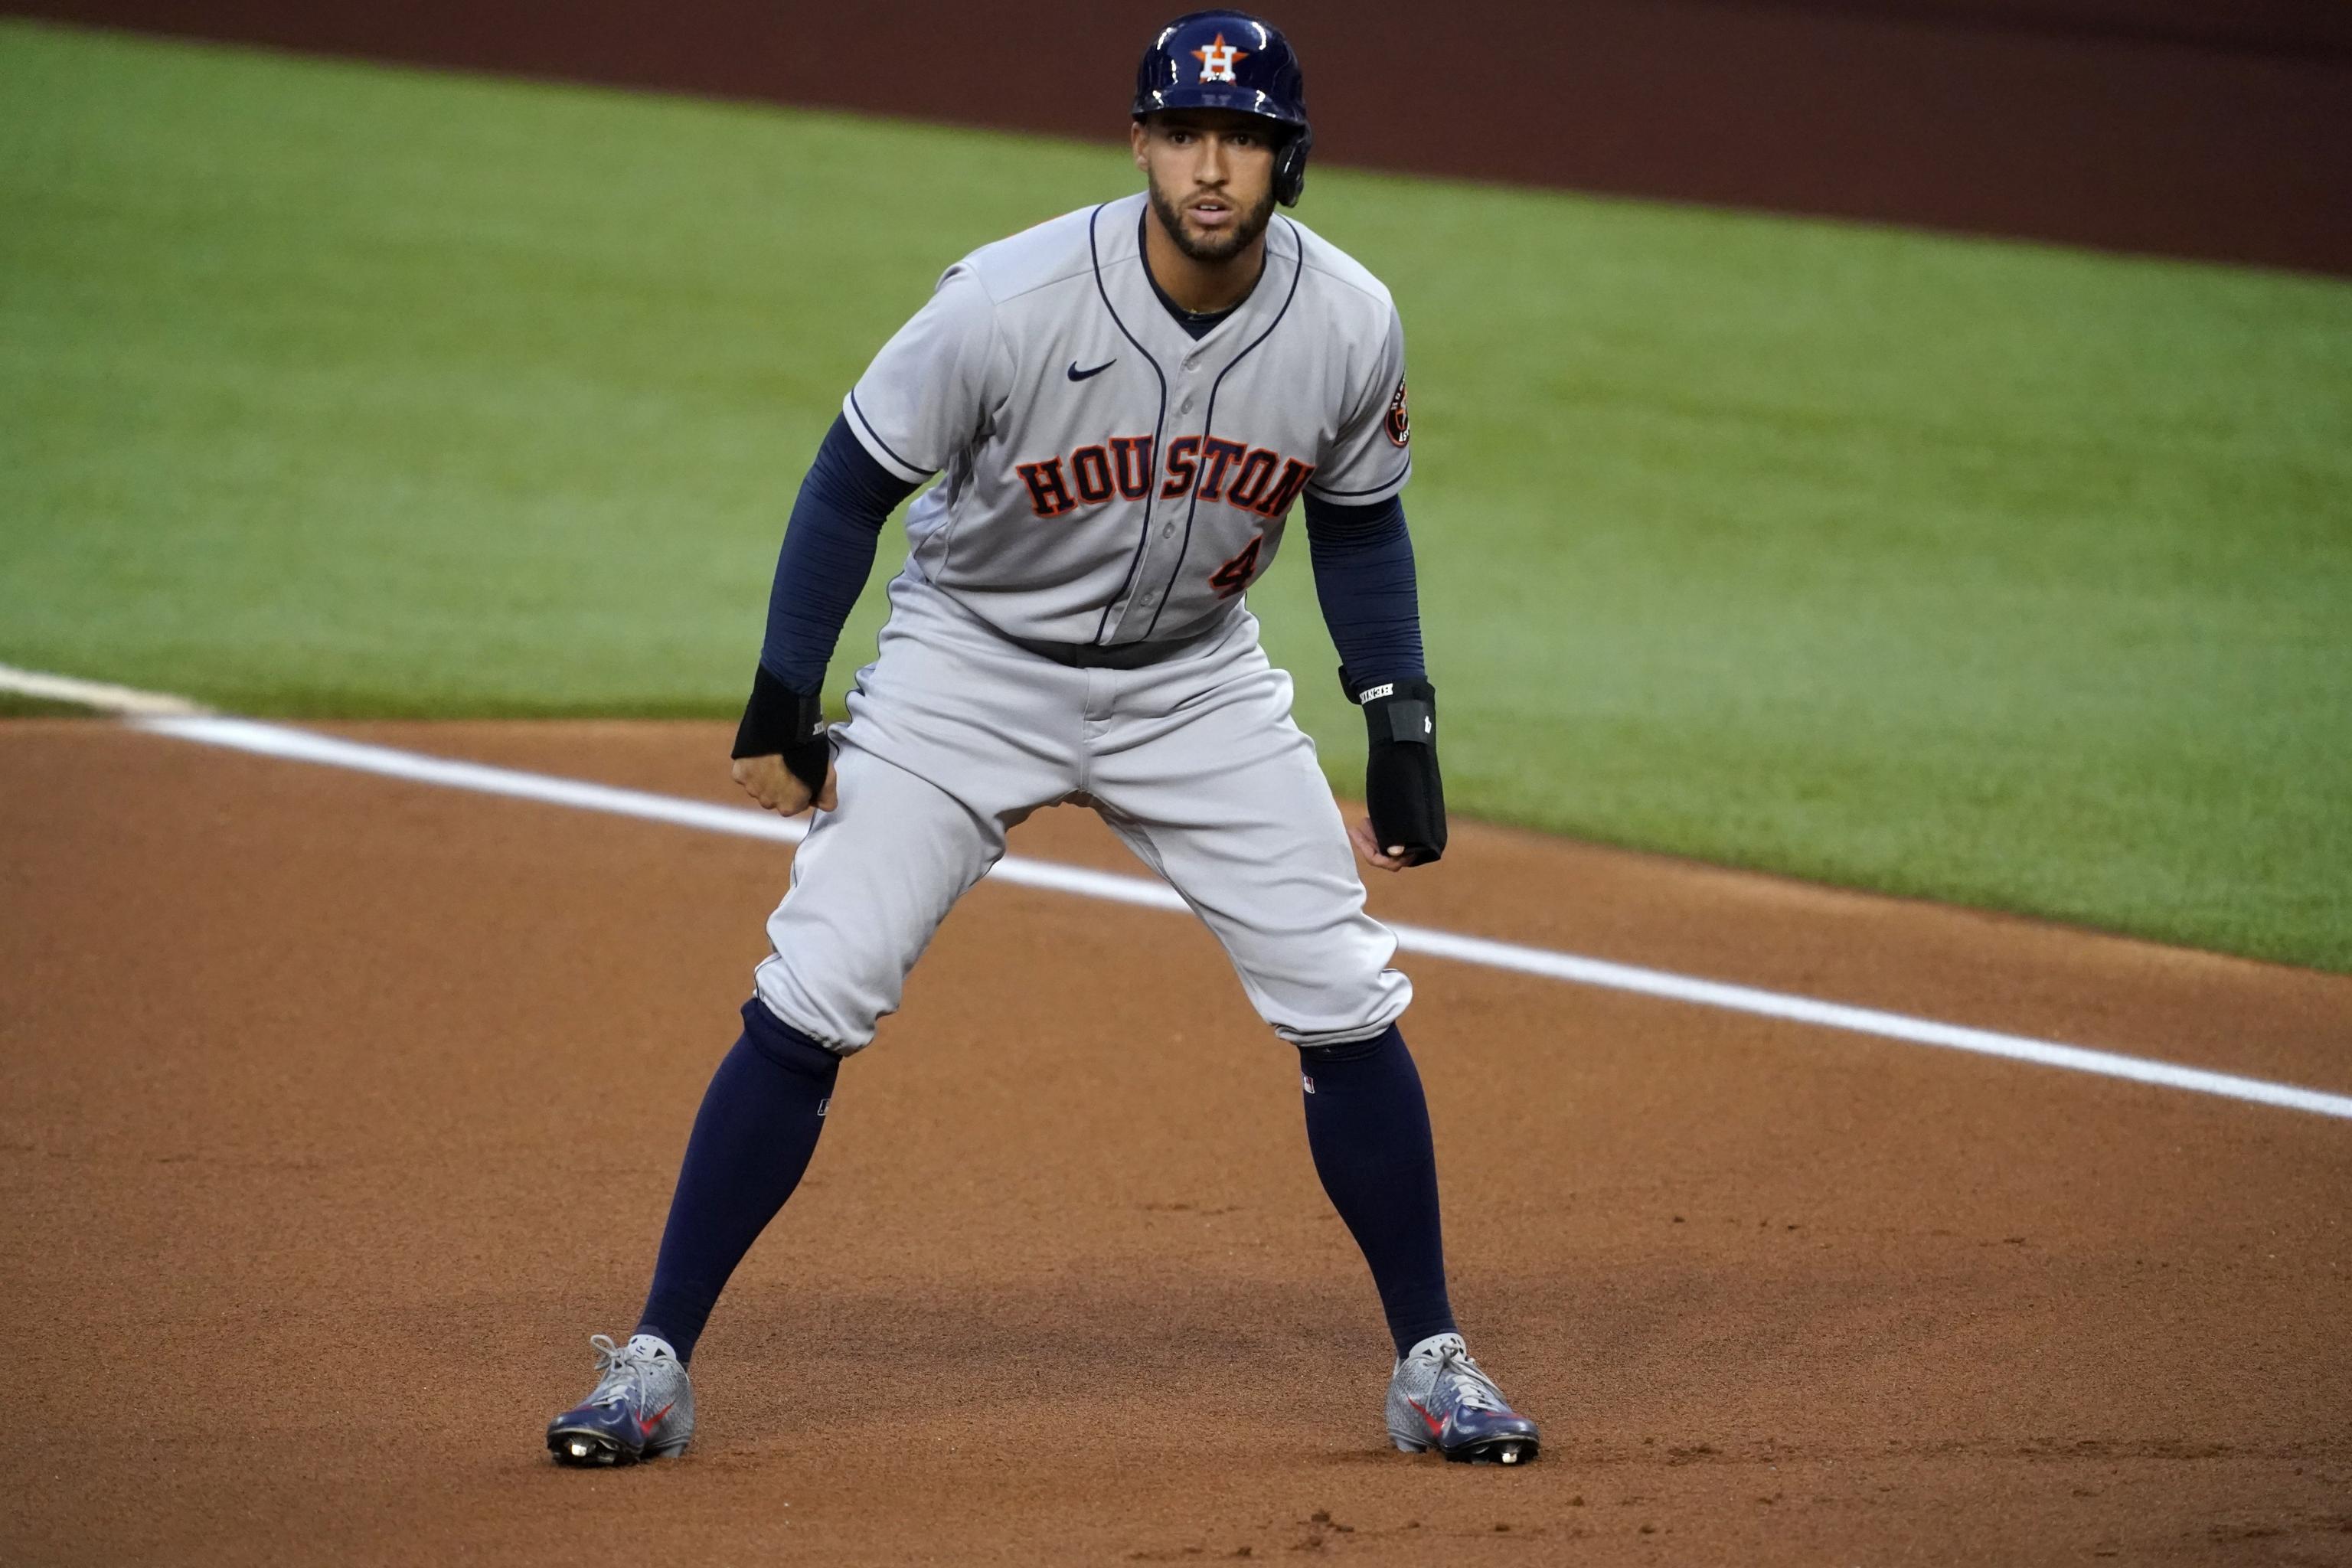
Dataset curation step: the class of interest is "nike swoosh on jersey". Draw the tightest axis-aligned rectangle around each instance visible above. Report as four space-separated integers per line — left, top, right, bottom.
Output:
1067 358 1117 381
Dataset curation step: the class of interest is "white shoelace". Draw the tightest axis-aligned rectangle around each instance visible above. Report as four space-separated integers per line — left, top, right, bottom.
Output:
1431 1346 1509 1413
586 1333 654 1406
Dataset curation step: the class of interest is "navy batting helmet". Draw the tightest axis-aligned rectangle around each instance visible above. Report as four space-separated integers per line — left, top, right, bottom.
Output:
1132 11 1313 206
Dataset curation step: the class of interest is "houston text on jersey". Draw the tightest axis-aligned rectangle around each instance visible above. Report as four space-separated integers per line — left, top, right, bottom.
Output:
1014 437 1316 521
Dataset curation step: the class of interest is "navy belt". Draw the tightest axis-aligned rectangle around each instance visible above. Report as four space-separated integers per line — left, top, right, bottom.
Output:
1006 623 1220 670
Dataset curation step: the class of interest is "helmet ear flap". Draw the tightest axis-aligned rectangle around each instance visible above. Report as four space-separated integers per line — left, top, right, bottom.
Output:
1276 123 1313 206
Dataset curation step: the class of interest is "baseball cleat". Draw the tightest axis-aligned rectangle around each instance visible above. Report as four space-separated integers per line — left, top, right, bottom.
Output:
546 1333 694 1466
1385 1333 1540 1465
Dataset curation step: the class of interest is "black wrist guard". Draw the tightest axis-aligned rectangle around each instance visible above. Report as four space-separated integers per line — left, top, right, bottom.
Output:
1344 670 1446 866
731 664 831 795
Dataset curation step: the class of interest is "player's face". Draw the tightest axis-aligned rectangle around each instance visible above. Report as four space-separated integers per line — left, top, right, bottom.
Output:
1132 111 1281 264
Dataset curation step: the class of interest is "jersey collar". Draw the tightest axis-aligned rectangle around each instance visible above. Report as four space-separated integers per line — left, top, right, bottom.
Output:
1093 194 1298 366
1135 207 1259 341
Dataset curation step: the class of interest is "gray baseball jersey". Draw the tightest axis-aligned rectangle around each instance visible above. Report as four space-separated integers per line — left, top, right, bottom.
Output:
841 191 1413 646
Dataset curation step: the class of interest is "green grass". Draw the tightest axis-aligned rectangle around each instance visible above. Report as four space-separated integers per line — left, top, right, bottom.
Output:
5 21 2350 970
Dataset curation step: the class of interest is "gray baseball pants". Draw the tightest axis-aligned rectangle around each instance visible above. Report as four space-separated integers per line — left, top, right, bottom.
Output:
753 567 1412 1053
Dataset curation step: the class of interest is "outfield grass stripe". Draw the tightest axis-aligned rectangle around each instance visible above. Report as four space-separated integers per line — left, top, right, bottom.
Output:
102 709 2352 1125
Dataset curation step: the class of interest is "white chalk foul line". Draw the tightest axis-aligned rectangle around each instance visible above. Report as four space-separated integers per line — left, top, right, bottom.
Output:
118 713 2352 1124
132 716 816 844
0 662 210 717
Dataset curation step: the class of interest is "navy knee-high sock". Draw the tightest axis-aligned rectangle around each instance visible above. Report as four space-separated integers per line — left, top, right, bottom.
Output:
1299 1024 1459 1357
635 999 841 1363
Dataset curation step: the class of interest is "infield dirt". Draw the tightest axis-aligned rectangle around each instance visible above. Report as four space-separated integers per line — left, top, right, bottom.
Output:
5 718 2350 1564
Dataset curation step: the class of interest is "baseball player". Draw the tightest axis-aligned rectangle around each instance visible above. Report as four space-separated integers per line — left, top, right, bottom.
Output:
547 9 1540 1468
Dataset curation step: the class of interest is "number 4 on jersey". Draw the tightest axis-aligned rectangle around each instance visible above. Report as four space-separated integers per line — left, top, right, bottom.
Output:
1209 533 1263 599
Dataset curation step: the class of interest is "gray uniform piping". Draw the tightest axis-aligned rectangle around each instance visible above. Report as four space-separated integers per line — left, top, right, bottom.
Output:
1086 203 1174 647
1144 217 1304 640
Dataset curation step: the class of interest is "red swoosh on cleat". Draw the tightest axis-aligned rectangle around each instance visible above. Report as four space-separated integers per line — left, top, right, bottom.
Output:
1407 1398 1444 1437
637 1403 674 1437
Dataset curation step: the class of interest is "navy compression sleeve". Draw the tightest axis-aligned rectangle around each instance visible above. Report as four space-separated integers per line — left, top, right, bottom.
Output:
1301 493 1427 690
758 415 923 694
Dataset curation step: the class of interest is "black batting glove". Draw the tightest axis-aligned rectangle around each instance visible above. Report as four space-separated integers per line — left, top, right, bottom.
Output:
1344 670 1446 866
731 663 831 795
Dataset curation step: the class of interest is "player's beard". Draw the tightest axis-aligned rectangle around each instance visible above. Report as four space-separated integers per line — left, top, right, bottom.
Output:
1148 178 1278 264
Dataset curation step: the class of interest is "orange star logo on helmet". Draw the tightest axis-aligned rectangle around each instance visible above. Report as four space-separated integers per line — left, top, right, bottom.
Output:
1193 32 1250 83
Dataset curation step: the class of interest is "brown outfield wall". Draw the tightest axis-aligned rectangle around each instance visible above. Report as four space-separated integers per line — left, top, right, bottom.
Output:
10 0 2352 274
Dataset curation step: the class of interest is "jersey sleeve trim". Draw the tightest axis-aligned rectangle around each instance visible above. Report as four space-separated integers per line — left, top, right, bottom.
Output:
1305 456 1413 505
841 389 939 485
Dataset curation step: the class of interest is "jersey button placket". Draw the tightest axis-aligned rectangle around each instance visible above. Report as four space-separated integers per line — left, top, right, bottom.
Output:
1131 350 1204 638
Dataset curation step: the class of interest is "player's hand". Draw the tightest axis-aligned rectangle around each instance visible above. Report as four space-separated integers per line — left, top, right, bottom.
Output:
1349 815 1414 874
731 753 839 815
